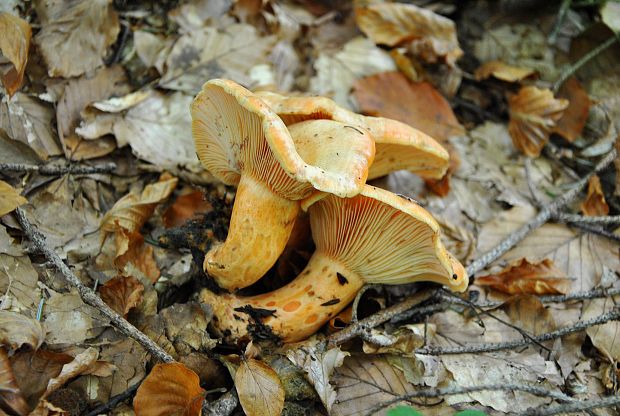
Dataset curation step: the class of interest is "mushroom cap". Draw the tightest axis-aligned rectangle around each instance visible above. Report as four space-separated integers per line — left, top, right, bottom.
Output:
309 185 467 291
192 79 373 199
255 90 449 179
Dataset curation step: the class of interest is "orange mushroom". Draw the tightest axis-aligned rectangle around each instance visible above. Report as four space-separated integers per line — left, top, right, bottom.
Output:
256 91 450 180
200 185 467 343
191 80 374 291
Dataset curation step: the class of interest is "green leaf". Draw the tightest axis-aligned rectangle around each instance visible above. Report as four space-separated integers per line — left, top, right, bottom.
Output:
387 406 423 416
454 411 487 416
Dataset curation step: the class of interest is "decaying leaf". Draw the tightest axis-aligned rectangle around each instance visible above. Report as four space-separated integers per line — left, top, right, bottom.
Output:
44 348 99 397
0 348 30 416
362 324 430 356
508 86 568 157
0 93 61 160
113 228 160 283
159 23 275 92
553 77 590 142
476 258 571 295
0 310 45 351
134 30 174 74
0 180 27 217
133 362 205 416
0 254 39 311
583 296 620 361
0 12 31 96
235 358 285 416
34 0 120 78
310 37 396 107
101 174 178 238
355 2 463 65
501 295 556 336
98 275 144 317
163 190 211 228
474 60 536 83
580 175 609 216
287 345 348 412
160 302 216 356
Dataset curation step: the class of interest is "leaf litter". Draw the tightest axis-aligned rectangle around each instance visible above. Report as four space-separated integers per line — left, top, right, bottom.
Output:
1 0 620 415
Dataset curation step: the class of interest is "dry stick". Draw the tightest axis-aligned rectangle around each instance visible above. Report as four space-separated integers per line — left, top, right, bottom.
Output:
0 162 117 175
523 395 620 416
557 213 620 225
14 208 174 363
17 208 239 416
415 308 620 355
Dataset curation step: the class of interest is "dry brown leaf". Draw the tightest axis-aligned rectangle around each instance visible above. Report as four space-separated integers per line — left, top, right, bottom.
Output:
98 275 144 317
553 77 590 142
0 255 39 310
34 0 120 77
235 359 285 416
163 190 212 228
133 362 205 416
476 258 571 295
355 2 462 65
0 12 31 96
583 296 620 361
113 228 160 283
101 174 178 238
0 311 45 352
474 60 536 83
501 295 556 336
580 175 609 216
0 93 61 160
508 86 569 157
0 348 30 416
0 180 27 217
44 348 99 397
287 345 348 413
160 302 216 356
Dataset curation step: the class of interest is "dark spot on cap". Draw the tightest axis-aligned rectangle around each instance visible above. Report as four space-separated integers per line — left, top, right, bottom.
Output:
320 298 340 306
453 274 458 280
337 273 348 285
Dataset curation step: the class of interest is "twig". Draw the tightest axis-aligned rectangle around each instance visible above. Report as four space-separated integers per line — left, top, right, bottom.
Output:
365 383 575 416
415 308 620 355
467 149 617 276
203 390 239 416
564 221 620 243
540 287 620 303
523 395 620 416
557 213 620 225
0 162 117 175
14 208 174 363
548 0 572 44
83 382 141 416
553 34 619 92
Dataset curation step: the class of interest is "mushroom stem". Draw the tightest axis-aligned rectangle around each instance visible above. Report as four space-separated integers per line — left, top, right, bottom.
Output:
205 174 299 291
201 252 365 343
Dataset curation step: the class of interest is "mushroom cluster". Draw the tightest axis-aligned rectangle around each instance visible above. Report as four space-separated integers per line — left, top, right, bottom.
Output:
191 79 467 343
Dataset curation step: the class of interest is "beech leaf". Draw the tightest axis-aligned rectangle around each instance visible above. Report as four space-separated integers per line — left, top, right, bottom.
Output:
235 358 285 416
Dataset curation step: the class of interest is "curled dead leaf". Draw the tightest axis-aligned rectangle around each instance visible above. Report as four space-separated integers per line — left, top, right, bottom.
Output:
133 362 205 416
0 180 27 217
0 12 31 96
508 86 568 157
580 175 609 216
474 60 537 83
114 228 160 283
553 77 590 142
355 2 462 65
0 348 30 416
476 258 571 295
0 310 45 352
98 275 144 317
235 358 285 416
44 348 99 397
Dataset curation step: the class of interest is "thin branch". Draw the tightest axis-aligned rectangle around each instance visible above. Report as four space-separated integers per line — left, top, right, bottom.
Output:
557 213 620 225
83 382 141 416
548 0 572 44
203 390 239 416
539 287 620 303
365 383 575 416
563 221 620 243
0 162 117 175
416 308 620 355
14 208 174 363
467 149 617 276
523 395 620 416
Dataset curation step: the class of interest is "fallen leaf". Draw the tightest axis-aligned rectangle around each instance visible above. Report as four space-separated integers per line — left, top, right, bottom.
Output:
310 37 396 107
34 0 120 77
476 258 571 295
113 228 160 283
580 175 609 216
332 354 419 416
501 295 556 336
98 275 144 318
352 71 464 144
287 345 348 413
44 348 99 397
160 302 216 356
477 205 620 293
0 93 62 159
0 12 31 96
362 324 430 356
235 358 285 416
474 60 536 83
508 86 569 157
163 190 211 228
355 2 463 65
134 31 174 74
0 311 45 352
133 362 205 416
601 1 620 33
0 180 27 216
159 23 275 92
583 296 620 360
553 77 590 142
0 347 30 416
101 174 178 238
0 226 23 256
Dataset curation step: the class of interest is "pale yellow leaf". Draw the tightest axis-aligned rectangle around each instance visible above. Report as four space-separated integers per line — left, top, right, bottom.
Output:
0 180 26 217
235 358 284 416
0 310 44 351
0 12 31 96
